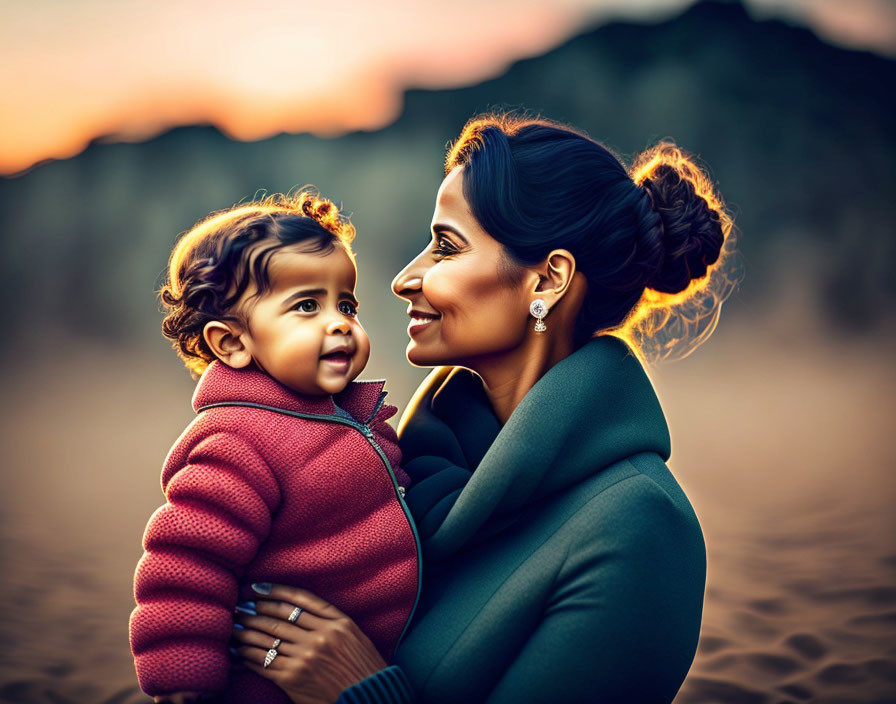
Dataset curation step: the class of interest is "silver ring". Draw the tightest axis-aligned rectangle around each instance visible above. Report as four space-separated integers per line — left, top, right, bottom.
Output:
271 638 281 649
263 647 278 668
287 607 303 624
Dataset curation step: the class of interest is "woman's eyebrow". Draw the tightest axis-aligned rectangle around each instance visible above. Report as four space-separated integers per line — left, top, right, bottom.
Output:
432 224 470 246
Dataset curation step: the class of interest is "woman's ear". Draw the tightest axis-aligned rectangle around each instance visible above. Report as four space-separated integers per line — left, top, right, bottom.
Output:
203 320 252 369
532 249 577 304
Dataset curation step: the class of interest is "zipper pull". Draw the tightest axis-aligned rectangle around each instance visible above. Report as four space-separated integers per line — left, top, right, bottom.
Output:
398 486 406 499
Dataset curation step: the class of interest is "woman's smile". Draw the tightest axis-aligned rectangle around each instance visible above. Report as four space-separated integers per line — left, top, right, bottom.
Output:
408 309 442 336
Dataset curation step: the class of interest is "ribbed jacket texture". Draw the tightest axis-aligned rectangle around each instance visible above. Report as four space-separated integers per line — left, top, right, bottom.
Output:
129 361 419 702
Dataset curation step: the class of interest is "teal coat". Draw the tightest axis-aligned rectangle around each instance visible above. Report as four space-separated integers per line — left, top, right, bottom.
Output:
339 336 706 703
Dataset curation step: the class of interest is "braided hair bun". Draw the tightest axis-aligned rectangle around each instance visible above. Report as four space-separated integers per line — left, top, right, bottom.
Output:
631 142 725 295
623 141 741 361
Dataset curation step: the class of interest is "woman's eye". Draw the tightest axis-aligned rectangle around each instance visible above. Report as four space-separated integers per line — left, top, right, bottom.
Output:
432 236 457 257
338 301 358 317
294 299 319 313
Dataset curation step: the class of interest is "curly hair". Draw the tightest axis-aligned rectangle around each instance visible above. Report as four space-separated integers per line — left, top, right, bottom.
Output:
159 191 356 377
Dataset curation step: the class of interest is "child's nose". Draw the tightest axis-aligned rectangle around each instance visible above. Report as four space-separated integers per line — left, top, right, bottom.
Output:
326 318 351 335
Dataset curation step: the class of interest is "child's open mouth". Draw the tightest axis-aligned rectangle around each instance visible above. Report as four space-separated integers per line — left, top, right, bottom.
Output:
320 350 352 369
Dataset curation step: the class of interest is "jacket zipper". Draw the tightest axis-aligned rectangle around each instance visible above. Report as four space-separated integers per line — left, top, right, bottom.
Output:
197 400 423 651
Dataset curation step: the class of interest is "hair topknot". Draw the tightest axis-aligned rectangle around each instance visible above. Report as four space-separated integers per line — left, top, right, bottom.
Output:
159 190 355 377
625 140 742 361
631 142 725 295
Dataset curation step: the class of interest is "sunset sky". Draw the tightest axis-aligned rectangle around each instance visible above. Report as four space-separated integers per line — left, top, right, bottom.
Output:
1 0 894 176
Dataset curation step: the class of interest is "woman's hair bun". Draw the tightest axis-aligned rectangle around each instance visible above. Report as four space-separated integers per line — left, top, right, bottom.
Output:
633 142 726 295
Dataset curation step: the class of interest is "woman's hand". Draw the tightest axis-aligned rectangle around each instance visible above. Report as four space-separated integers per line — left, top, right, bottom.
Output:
231 583 388 704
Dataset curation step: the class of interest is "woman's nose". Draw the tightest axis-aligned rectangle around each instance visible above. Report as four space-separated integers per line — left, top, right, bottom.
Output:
391 252 426 300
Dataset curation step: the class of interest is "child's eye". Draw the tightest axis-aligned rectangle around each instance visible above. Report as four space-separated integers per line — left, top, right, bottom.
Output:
339 301 358 317
294 299 319 313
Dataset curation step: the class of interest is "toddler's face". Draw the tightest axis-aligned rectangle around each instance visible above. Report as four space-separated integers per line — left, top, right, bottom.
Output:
236 243 371 396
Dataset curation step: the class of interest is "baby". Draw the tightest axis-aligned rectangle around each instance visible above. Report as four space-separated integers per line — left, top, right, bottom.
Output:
129 193 420 703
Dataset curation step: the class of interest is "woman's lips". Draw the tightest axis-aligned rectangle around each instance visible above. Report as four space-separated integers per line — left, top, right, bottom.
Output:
408 313 440 336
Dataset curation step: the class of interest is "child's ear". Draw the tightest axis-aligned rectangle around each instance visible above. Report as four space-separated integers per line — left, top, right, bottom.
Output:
203 320 252 369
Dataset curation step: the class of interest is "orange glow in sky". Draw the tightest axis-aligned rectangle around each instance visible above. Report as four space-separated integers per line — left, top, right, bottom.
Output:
1 0 893 176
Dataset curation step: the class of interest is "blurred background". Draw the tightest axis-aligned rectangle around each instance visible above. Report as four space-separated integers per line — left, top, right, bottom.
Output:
1 0 894 701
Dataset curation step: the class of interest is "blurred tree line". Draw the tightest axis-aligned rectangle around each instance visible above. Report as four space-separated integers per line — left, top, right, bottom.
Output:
1 0 893 355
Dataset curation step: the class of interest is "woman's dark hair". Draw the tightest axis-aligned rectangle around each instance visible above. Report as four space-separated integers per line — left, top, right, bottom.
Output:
159 191 356 377
446 112 741 360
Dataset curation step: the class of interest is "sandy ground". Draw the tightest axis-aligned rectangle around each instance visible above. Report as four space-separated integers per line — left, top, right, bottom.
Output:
0 322 894 703
651 329 896 703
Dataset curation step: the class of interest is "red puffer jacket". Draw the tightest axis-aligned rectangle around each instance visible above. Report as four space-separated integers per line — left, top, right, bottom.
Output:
128 361 421 702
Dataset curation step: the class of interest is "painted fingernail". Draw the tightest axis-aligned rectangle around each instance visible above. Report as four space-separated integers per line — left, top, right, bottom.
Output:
229 647 239 656
251 582 272 594
234 604 257 615
233 623 245 630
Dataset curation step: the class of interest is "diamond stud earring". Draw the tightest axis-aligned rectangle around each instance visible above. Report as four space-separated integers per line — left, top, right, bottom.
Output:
529 298 547 332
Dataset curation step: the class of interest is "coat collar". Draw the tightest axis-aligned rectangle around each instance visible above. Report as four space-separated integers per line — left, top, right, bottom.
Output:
192 360 387 424
401 335 671 561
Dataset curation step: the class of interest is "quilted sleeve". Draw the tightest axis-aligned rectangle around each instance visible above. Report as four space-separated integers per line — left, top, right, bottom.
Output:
129 432 281 696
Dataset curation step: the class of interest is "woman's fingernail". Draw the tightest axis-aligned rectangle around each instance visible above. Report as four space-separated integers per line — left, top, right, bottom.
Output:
234 604 257 615
251 582 272 595
233 623 245 630
229 647 239 656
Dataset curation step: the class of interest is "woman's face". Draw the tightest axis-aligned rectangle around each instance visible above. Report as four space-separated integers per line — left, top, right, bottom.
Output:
391 167 533 368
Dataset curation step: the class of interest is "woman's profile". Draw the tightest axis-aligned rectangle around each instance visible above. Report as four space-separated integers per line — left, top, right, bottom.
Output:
227 111 740 704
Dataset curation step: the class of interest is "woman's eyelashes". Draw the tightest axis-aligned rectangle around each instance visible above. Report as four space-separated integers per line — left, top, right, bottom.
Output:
431 234 460 257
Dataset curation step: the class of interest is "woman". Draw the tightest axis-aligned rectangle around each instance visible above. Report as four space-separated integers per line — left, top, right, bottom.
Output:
227 113 737 703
